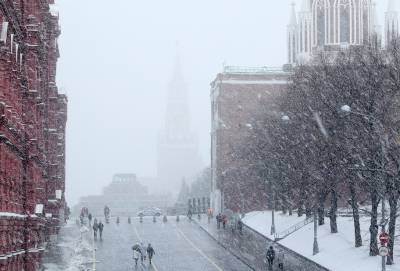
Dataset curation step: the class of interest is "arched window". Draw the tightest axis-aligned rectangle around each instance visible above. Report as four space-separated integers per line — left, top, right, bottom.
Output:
338 0 352 43
314 0 327 46
361 0 370 43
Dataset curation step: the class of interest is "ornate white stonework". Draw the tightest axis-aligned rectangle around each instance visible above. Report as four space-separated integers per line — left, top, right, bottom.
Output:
288 0 399 64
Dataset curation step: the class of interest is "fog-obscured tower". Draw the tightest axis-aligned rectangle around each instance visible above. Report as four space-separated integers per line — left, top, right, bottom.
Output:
157 53 202 195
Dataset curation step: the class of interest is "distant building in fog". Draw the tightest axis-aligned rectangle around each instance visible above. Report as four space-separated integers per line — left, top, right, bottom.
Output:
157 54 202 194
75 174 172 216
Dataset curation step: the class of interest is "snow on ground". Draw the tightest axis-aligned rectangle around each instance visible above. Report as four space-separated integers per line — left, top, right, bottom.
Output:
244 211 400 271
243 211 305 238
42 220 93 271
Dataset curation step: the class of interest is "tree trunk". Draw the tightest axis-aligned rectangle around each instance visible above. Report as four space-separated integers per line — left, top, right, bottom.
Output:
287 189 293 216
349 181 362 247
329 188 338 233
305 201 312 219
369 190 379 256
386 184 399 265
318 191 327 225
298 187 305 217
281 192 288 214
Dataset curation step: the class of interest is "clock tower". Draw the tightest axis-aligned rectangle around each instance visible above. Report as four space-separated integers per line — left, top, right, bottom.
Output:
157 52 202 194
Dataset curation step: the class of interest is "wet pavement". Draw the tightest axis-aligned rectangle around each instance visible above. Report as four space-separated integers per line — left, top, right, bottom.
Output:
93 216 252 271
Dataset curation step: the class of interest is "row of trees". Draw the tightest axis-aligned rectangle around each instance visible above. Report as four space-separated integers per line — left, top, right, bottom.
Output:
177 167 211 204
241 41 400 264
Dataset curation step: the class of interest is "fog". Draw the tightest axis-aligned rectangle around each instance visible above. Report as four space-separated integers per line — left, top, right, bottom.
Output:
56 0 388 205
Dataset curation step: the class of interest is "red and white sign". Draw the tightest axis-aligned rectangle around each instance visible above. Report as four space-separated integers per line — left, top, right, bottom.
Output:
379 232 390 245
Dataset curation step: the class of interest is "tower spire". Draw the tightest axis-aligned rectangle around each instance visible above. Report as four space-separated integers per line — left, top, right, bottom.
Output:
386 0 399 46
289 1 297 26
301 0 311 12
388 0 397 12
287 2 297 64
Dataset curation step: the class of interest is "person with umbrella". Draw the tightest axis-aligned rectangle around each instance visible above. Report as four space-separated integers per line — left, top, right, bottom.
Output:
132 243 142 267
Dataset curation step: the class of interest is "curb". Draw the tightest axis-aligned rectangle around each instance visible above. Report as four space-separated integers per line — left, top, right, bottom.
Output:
193 220 256 271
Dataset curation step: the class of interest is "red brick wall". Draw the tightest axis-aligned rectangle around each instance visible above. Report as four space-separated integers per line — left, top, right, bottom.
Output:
211 72 288 213
0 1 67 270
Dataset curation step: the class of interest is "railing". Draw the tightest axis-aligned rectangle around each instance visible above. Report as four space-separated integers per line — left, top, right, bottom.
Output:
274 217 314 241
223 65 285 74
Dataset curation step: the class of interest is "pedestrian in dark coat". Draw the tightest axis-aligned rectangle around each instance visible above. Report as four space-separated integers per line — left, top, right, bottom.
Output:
98 221 104 240
266 246 276 267
238 219 243 234
216 213 221 229
93 222 98 240
147 243 155 264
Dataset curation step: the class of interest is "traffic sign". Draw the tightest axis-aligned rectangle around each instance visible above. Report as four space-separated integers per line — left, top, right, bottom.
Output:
379 246 389 257
379 232 389 245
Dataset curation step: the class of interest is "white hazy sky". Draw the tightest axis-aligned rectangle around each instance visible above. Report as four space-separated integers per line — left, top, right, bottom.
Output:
56 0 389 205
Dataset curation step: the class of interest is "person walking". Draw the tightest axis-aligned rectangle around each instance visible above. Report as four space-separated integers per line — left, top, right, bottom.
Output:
266 246 276 267
93 221 98 240
207 208 212 224
238 219 243 235
277 249 284 270
132 243 142 267
88 213 93 227
139 242 146 263
222 214 227 229
216 213 221 229
147 243 155 265
98 220 104 240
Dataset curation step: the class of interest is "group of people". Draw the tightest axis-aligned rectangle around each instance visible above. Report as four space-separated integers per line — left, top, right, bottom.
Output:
215 213 228 229
132 242 155 266
92 218 104 240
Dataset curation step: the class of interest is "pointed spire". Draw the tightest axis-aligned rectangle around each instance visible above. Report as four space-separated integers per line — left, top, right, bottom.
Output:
371 2 382 46
386 0 399 46
301 0 311 12
388 0 397 12
372 2 381 30
289 2 297 26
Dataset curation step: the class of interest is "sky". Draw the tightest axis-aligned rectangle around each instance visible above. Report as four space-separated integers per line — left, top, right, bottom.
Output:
56 0 389 205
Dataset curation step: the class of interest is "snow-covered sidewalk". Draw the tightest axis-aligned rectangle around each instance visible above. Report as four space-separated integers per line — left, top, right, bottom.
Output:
243 211 400 271
42 220 94 271
194 214 328 271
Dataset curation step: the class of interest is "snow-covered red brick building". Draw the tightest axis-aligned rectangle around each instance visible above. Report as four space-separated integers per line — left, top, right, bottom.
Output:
0 1 67 270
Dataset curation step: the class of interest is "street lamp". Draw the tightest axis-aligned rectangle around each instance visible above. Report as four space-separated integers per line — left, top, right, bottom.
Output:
341 104 388 268
269 115 291 236
313 207 319 255
270 190 276 235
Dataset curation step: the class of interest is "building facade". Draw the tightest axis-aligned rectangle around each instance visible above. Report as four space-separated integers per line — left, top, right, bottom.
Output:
157 55 202 194
0 1 67 270
288 0 399 64
210 67 289 214
74 174 172 217
211 0 400 215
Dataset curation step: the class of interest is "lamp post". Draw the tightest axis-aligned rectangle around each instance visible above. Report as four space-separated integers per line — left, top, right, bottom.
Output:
313 207 319 255
269 115 290 236
341 104 388 269
270 190 276 236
